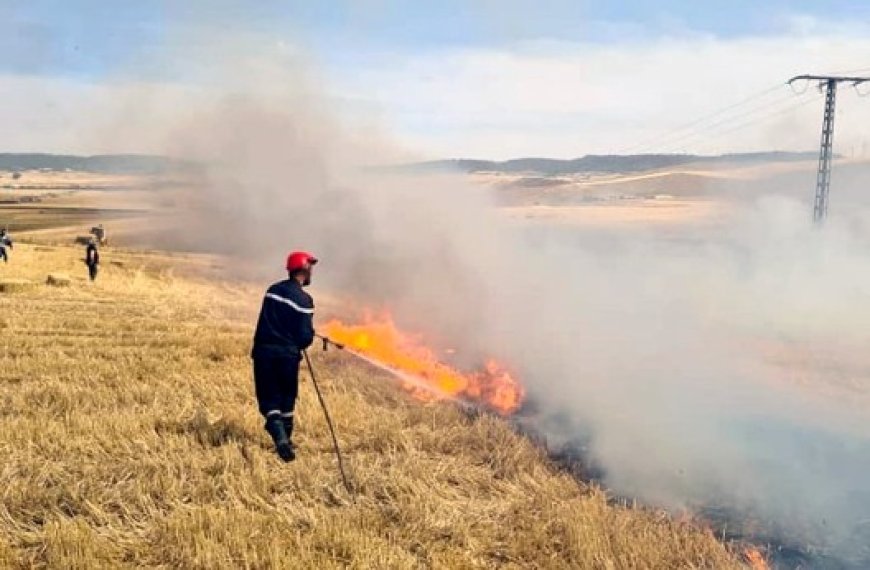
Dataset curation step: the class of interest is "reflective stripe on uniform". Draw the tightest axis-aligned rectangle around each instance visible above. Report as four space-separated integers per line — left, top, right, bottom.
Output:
265 292 314 314
266 409 282 417
281 412 294 417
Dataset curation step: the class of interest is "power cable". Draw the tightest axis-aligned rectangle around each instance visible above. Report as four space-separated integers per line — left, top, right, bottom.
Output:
618 83 788 155
654 91 808 154
688 93 825 154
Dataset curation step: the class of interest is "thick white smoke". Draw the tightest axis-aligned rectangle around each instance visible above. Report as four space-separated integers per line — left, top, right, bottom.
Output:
122 45 870 566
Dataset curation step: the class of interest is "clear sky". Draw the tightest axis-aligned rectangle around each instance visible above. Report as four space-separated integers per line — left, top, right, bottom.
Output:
4 1 870 158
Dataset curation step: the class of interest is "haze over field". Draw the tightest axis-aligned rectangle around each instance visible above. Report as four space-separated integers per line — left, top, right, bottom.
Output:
4 1 870 567
154 75 870 565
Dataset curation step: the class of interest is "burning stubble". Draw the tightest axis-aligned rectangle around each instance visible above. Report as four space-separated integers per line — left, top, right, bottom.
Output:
125 48 870 566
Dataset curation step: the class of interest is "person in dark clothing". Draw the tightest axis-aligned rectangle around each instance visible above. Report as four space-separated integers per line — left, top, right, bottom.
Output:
0 229 12 263
251 251 317 462
85 239 100 281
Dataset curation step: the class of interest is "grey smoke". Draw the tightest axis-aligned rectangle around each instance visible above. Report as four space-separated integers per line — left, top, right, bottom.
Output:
128 49 870 566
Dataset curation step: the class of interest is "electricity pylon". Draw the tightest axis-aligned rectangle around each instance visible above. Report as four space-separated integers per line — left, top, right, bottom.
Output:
789 75 870 223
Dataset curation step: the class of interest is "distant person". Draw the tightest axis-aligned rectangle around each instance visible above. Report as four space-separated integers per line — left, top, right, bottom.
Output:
90 224 107 245
0 229 12 263
85 239 100 281
251 251 317 462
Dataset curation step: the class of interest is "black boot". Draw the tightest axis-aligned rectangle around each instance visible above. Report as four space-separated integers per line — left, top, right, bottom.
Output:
282 414 294 444
265 417 295 462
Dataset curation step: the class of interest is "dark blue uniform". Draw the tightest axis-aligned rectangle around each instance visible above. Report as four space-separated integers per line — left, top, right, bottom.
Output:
0 234 12 263
86 243 100 280
251 279 315 435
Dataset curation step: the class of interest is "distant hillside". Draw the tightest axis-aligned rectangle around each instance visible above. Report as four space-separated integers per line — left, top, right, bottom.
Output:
411 152 819 175
0 151 822 177
0 154 183 174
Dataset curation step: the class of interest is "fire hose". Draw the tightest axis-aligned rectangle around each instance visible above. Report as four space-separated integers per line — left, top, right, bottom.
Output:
310 332 460 501
302 347 353 498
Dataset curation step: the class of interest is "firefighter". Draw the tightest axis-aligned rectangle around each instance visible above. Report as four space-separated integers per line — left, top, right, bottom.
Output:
91 224 107 245
251 251 317 462
85 238 100 281
0 229 12 263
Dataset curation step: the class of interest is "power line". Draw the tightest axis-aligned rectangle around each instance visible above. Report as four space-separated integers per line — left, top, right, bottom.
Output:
618 83 787 155
614 71 870 223
653 91 804 154
688 93 824 154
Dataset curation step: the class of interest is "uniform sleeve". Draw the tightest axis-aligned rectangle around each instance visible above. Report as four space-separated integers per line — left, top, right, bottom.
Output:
297 294 315 350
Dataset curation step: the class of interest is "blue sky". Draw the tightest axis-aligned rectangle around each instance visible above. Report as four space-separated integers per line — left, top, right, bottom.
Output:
7 1 870 78
4 1 870 157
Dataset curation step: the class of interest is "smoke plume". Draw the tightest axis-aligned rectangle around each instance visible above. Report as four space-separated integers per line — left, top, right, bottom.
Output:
125 44 870 567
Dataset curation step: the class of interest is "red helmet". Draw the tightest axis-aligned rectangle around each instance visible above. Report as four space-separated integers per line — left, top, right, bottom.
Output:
286 251 318 272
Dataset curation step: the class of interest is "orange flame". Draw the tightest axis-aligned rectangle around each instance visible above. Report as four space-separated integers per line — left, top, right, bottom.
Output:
322 313 525 415
744 547 769 570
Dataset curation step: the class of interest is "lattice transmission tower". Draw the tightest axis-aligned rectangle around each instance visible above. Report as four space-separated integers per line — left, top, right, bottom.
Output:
788 74 870 223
